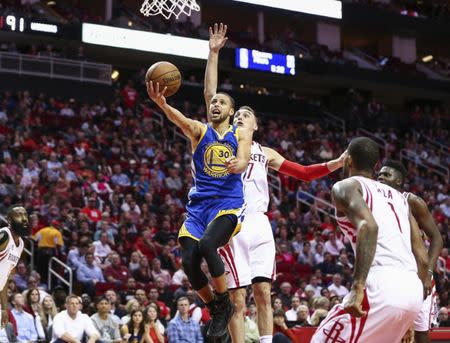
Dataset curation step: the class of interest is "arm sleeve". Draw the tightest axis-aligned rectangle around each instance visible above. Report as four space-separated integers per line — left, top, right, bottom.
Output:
278 160 330 182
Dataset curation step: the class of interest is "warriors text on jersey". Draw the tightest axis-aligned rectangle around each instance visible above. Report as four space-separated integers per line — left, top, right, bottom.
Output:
0 227 24 291
244 142 269 213
188 124 244 200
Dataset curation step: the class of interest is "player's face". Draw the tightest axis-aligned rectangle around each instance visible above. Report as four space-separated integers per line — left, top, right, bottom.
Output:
233 109 257 131
8 206 30 237
377 166 401 190
210 94 234 124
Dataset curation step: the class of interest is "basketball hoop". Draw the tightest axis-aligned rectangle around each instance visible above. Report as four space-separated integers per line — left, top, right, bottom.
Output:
140 0 200 20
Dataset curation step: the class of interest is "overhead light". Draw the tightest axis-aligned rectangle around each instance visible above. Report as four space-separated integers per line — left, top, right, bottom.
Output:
111 70 119 81
299 53 303 59
128 21 133 27
47 1 56 5
422 55 433 63
240 84 244 89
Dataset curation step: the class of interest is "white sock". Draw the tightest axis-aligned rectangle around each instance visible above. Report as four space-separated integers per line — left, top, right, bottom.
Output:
260 335 273 343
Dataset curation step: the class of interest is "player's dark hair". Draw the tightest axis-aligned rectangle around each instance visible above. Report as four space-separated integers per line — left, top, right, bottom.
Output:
239 105 258 125
216 92 235 110
381 159 407 183
348 137 380 172
6 204 24 216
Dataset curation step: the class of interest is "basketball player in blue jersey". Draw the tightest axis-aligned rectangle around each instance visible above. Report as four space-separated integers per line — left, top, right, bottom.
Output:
147 81 253 338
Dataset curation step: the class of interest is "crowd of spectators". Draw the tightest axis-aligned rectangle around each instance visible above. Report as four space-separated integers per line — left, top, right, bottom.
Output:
0 71 447 343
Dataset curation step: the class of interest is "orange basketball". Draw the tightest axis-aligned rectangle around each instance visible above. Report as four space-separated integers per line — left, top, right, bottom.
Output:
145 61 181 97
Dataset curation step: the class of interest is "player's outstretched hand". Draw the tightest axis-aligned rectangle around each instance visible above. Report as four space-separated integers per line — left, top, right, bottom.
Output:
336 150 348 168
146 81 168 108
225 156 239 174
344 287 366 318
209 22 228 53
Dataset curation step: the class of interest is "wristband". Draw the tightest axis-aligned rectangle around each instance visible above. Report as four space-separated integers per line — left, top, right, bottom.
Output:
428 269 434 275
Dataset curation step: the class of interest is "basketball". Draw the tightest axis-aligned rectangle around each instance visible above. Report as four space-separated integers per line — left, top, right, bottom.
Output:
145 61 181 97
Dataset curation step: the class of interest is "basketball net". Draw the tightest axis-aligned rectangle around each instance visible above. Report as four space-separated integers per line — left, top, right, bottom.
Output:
140 0 200 20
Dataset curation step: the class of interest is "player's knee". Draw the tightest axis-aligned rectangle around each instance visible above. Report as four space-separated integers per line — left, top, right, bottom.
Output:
230 289 246 315
253 283 272 307
198 237 213 256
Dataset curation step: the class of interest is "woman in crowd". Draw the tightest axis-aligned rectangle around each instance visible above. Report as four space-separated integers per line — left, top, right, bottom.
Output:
145 304 165 343
121 309 153 343
122 299 141 325
24 288 41 317
39 295 58 342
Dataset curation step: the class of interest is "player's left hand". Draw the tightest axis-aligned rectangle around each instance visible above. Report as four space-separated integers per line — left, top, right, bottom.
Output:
344 286 366 318
146 81 168 108
209 23 228 53
225 156 239 173
336 150 348 167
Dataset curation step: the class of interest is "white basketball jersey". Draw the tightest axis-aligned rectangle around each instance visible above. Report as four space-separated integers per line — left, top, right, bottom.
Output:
336 176 417 273
244 142 269 214
0 227 24 291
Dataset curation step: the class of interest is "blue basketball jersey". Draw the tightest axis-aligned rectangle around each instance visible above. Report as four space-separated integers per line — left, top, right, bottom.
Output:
189 124 244 200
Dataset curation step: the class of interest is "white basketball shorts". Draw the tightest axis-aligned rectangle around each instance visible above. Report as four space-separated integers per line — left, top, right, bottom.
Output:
311 267 423 343
414 277 438 332
219 212 275 289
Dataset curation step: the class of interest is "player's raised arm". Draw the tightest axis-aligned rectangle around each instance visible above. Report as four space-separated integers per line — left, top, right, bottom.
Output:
147 81 204 145
264 147 347 181
409 194 442 294
225 127 253 174
332 178 378 317
204 23 228 119
409 213 429 299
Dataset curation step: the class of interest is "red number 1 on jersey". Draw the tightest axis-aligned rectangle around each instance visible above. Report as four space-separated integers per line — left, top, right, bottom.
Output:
388 202 402 233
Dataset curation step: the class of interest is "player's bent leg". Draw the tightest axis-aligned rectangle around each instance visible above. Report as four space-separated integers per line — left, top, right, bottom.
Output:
415 331 430 343
252 278 273 343
180 237 213 303
228 287 247 343
199 214 238 291
199 214 238 337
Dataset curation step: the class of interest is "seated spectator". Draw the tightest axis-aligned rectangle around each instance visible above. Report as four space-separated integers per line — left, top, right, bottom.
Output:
120 309 152 342
10 293 39 342
13 261 28 291
81 197 103 224
39 295 58 342
145 304 165 343
51 295 100 343
306 276 322 297
133 256 153 285
285 296 301 322
24 287 41 318
327 273 349 298
104 252 130 287
159 245 177 273
324 232 345 257
91 296 122 343
272 309 296 343
173 290 201 324
312 296 330 311
167 297 203 343
93 232 112 261
147 288 171 322
310 308 328 326
135 289 148 308
294 305 311 327
317 252 339 277
313 243 325 265
121 278 138 303
151 258 171 286
279 282 293 308
297 241 313 265
105 289 127 319
155 277 173 308
67 237 90 270
128 252 142 273
273 297 284 312
173 276 190 300
134 230 158 262
122 299 141 325
22 276 50 300
276 243 296 265
76 252 105 297
111 164 131 187
171 267 187 286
